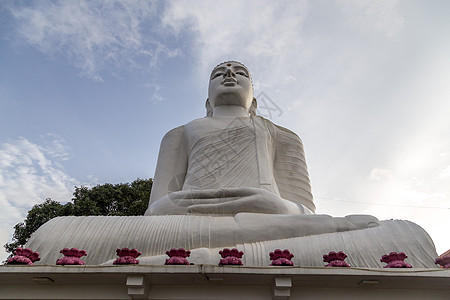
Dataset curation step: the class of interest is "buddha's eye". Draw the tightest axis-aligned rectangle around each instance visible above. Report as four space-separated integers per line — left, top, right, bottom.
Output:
236 71 248 77
211 72 223 79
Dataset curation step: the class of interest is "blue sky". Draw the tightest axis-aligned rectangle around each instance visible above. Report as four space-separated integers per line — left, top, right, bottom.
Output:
1 0 449 262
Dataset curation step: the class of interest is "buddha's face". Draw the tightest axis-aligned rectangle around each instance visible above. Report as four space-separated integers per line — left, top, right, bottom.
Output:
208 62 253 111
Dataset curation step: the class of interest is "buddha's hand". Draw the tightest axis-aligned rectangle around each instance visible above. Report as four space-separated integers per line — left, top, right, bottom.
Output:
185 187 306 215
146 187 305 216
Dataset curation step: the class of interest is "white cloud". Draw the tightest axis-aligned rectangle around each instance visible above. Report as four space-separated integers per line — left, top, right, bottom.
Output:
316 161 450 254
0 136 78 262
336 0 404 38
162 0 310 82
161 0 405 88
369 168 393 181
439 165 450 179
145 82 164 103
40 133 71 162
9 0 180 80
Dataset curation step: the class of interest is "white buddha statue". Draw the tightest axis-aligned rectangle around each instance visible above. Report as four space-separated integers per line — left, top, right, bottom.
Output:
26 61 439 268
146 61 314 216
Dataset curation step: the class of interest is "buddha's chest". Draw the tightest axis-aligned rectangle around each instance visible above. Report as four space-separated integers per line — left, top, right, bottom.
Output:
184 118 255 152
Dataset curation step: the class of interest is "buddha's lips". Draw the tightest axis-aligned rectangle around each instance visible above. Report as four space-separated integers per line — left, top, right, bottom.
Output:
222 79 237 85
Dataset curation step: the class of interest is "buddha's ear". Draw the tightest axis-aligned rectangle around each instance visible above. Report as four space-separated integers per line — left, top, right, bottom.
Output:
205 98 213 117
249 97 257 116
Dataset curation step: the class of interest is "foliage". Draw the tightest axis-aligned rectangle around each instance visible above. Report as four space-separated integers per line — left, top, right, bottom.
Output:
4 178 152 258
4 198 68 256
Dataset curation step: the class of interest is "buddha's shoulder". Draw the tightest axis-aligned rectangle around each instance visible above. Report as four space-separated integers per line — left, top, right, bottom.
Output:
185 117 210 127
160 125 185 146
255 116 301 140
274 123 301 140
162 118 208 139
163 125 184 136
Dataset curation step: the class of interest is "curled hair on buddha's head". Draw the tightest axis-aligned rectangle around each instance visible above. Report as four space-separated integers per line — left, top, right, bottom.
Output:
212 60 249 71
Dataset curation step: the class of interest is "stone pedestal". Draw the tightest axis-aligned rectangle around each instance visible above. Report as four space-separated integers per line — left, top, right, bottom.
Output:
1 265 449 299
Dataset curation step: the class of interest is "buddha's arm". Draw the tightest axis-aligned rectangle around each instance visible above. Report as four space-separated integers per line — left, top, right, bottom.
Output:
273 125 316 213
186 187 306 215
145 126 188 215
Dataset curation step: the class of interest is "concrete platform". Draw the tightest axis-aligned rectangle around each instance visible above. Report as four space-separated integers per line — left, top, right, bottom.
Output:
0 265 449 299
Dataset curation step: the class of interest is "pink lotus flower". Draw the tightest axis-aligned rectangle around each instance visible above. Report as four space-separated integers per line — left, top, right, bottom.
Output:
269 249 294 266
380 252 412 268
7 248 40 265
219 248 244 266
165 248 191 265
435 255 450 269
323 251 350 267
113 248 142 265
56 248 87 265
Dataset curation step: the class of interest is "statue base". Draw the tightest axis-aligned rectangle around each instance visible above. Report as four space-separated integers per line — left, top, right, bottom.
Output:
1 265 449 299
25 214 438 268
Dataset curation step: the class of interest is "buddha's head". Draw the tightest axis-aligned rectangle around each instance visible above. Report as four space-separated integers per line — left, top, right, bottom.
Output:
207 61 256 116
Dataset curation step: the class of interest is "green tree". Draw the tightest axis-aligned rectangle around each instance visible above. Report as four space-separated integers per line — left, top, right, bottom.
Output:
4 198 69 256
4 178 152 258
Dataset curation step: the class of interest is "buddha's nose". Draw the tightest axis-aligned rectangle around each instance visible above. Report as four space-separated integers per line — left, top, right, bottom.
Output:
224 68 235 77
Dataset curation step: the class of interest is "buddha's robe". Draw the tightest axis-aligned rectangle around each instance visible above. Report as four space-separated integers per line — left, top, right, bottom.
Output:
26 214 438 267
24 116 439 267
145 116 315 215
